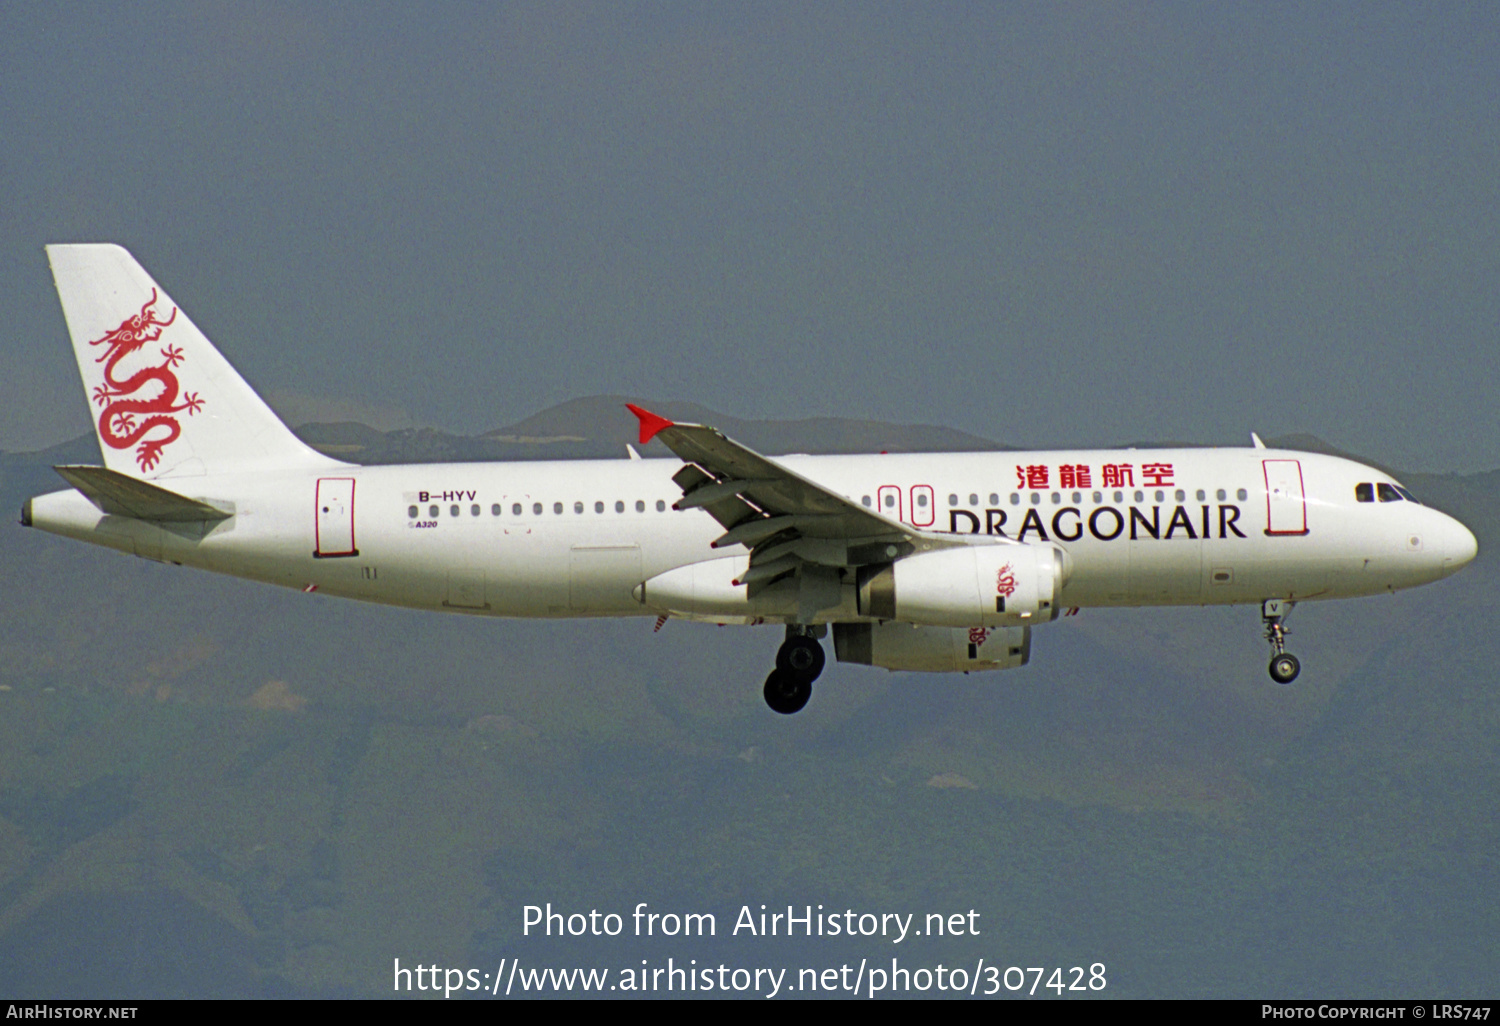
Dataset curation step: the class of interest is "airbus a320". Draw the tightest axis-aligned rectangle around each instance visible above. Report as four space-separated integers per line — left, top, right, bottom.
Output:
23 245 1478 713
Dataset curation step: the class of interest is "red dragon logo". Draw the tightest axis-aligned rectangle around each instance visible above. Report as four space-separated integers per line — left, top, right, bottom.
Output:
88 288 203 471
995 563 1017 598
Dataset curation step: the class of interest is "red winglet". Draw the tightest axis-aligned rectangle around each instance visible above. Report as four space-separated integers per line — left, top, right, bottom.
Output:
626 403 674 444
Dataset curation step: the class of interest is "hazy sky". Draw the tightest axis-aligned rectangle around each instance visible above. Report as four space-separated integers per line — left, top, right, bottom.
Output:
3 3 1496 470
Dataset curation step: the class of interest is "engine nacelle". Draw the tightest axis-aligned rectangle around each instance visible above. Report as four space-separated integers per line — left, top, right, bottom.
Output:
833 622 1031 673
855 542 1064 627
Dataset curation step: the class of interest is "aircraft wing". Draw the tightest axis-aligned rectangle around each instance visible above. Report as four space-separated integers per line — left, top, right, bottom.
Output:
628 404 1004 593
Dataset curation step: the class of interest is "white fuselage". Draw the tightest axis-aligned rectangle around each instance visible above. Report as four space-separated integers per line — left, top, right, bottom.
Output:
26 447 1477 625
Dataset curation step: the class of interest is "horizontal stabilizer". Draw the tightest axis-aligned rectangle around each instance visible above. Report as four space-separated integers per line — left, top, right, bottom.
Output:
53 465 231 522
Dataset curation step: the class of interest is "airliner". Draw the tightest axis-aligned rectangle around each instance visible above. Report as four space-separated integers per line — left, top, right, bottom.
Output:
22 245 1479 714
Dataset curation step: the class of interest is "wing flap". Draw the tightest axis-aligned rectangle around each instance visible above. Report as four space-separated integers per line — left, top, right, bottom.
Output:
673 462 759 530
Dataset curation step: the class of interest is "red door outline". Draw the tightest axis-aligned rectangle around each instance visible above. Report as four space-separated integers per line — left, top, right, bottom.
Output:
315 477 359 557
909 484 935 527
876 485 903 523
1263 460 1309 536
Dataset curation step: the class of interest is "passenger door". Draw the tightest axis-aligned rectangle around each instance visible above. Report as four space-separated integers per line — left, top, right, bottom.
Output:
315 478 358 557
1263 460 1309 536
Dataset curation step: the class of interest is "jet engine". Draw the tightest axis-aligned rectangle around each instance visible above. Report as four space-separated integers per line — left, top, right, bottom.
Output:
855 542 1065 627
833 622 1031 673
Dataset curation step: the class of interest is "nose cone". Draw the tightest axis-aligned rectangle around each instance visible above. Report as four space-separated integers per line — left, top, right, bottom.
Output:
1440 516 1479 575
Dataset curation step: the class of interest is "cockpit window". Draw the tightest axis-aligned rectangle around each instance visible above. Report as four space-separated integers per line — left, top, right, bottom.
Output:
1355 483 1374 503
1377 483 1402 502
1395 485 1421 505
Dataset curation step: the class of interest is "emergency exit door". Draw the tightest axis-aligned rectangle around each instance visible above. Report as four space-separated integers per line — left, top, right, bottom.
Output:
876 485 903 523
315 478 359 557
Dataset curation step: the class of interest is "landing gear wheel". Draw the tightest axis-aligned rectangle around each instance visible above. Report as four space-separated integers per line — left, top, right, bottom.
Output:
1269 653 1301 685
764 669 811 715
1260 599 1302 686
776 635 826 682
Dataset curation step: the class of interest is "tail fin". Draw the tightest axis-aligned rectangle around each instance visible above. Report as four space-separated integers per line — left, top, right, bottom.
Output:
46 244 345 479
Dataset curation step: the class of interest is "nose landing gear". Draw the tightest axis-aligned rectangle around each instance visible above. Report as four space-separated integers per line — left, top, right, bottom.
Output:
764 627 826 714
1262 599 1301 684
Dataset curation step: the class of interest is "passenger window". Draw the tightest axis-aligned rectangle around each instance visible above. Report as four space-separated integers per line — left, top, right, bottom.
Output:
1236 489 1248 501
947 494 957 506
533 502 543 515
1154 490 1164 502
656 500 666 511
988 493 999 505
884 493 896 508
450 505 460 517
968 494 979 506
1216 489 1227 501
471 504 480 517
1050 492 1061 504
512 503 522 516
1072 491 1082 504
574 501 584 514
615 500 625 513
407 505 418 518
1355 483 1374 503
429 505 439 518
1133 491 1144 503
917 493 929 508
1175 490 1186 502
1378 483 1402 502
1030 493 1041 505
635 500 645 512
1195 489 1205 501
492 503 502 516
864 496 874 508
554 502 563 514
1009 493 1021 506
594 501 604 513
1113 491 1123 503
1091 491 1102 504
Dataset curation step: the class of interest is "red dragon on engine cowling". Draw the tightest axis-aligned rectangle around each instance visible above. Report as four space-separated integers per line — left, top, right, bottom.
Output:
89 288 203 471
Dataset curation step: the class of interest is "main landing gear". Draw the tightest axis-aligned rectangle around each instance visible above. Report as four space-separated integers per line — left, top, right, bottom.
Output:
1262 599 1301 685
764 626 826 715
